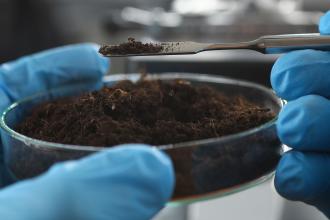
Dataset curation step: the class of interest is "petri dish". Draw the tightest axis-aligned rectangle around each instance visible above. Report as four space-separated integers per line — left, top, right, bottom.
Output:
0 73 283 205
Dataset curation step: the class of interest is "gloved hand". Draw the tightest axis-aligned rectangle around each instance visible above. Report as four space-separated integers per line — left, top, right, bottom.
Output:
271 11 330 217
0 144 174 220
0 45 174 219
0 43 108 185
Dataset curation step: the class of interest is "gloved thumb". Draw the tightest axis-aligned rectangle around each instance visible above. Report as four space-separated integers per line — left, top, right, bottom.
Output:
0 145 175 220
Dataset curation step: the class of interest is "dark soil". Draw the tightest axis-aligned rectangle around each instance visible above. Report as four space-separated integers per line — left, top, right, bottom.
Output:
99 37 163 55
16 79 275 147
14 78 278 199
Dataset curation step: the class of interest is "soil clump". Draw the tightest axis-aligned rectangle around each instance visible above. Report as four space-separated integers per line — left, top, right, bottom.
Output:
99 38 163 55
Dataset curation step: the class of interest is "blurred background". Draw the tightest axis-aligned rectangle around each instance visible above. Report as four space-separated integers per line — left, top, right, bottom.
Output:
1 0 330 219
1 0 329 87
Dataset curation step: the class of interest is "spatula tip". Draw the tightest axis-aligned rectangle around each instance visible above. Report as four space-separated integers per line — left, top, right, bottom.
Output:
99 38 163 56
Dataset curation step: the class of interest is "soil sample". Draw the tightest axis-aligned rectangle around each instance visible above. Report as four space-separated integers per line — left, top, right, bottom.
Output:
99 37 163 55
17 79 274 146
16 78 277 198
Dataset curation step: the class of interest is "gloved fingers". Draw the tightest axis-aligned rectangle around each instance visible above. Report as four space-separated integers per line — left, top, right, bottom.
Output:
319 11 330 35
0 145 174 220
277 94 330 151
271 49 330 101
0 43 109 104
275 150 330 206
45 144 174 220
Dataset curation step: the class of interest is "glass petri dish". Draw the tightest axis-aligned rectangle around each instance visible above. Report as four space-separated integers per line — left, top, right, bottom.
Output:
0 73 283 205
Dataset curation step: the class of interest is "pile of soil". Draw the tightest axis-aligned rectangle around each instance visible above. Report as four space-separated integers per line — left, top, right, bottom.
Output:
99 37 163 55
16 79 275 147
15 78 278 199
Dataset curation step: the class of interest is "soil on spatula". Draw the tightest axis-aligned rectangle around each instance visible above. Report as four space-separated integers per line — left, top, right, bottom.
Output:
16 79 275 146
99 37 163 55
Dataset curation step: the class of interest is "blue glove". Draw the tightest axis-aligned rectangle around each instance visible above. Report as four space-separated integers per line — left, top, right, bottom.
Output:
0 43 109 185
0 144 174 220
0 44 175 219
271 11 330 217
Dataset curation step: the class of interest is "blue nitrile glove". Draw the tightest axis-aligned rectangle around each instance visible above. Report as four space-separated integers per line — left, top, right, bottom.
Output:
0 45 174 220
0 43 109 186
271 11 330 218
0 145 174 220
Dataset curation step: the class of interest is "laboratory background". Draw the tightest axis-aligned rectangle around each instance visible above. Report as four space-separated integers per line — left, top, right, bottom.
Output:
1 0 330 219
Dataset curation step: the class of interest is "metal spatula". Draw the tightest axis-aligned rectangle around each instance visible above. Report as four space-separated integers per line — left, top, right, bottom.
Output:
100 33 330 57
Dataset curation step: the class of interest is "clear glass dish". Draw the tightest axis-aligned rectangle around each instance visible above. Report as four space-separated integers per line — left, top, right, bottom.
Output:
0 73 283 205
